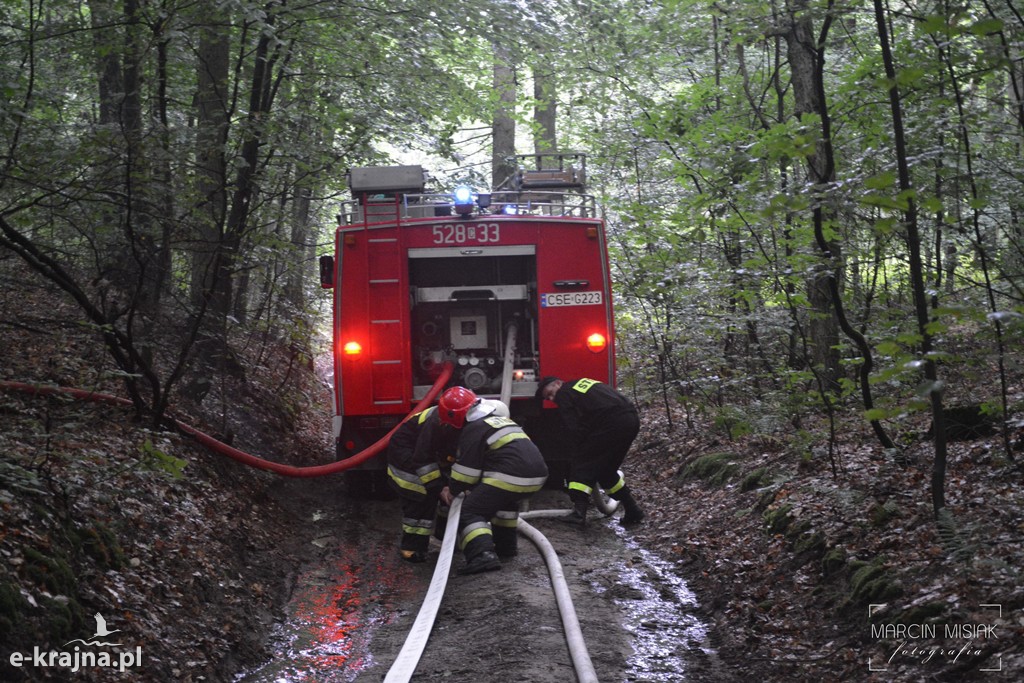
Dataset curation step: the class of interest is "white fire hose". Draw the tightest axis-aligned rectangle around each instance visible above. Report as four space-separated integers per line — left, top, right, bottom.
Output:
383 494 464 683
519 510 599 683
384 494 617 683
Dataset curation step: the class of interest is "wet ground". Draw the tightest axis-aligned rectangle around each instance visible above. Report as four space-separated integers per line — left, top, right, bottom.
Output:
236 485 729 682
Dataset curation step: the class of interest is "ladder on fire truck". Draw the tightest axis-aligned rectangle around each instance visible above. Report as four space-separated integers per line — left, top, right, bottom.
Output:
489 152 589 217
366 231 406 406
349 166 426 407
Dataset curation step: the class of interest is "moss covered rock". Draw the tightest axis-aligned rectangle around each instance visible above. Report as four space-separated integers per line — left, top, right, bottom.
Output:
763 503 794 535
681 452 741 487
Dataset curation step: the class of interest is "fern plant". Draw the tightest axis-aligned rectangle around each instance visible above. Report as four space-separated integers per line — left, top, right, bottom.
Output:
936 507 976 569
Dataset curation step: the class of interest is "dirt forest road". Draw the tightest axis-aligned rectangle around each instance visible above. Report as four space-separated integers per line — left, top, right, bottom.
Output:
236 481 732 683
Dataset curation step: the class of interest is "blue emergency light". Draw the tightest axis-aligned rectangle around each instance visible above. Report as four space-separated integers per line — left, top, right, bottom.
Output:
453 186 475 215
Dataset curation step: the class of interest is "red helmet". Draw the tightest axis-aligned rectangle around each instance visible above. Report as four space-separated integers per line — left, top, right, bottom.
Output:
438 386 478 428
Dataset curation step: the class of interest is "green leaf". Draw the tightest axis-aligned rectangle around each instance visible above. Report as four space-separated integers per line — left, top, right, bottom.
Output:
140 440 188 479
865 171 897 190
920 196 944 213
969 18 1004 36
919 15 949 34
896 68 926 86
876 340 901 356
896 331 924 346
865 408 893 422
873 216 900 235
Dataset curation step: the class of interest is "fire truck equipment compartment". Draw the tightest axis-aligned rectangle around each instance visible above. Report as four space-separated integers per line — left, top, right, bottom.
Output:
349 165 425 194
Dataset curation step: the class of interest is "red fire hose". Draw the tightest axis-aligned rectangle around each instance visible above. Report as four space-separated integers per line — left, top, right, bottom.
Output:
0 362 454 478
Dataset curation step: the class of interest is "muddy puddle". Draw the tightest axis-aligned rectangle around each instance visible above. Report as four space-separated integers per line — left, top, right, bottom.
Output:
235 502 425 682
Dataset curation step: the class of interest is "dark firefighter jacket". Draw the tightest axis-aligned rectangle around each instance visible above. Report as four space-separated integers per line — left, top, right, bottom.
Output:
551 378 638 441
386 406 455 499
448 415 548 497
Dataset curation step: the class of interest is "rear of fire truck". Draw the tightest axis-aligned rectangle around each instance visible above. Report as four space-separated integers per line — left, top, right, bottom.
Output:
319 153 615 487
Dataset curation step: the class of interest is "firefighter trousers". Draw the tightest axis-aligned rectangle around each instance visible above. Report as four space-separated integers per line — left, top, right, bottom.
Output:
569 409 640 497
458 482 526 561
389 483 443 553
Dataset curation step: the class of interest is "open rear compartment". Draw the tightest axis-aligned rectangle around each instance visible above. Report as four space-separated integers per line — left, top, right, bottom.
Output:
409 246 539 399
407 244 575 485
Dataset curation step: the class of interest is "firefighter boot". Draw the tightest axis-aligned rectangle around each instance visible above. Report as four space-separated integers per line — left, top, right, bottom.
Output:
559 489 590 527
458 550 501 575
400 549 427 563
399 534 429 563
616 485 646 526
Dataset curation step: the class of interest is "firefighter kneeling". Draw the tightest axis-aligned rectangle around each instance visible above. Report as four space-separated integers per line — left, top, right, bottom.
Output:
385 403 458 563
536 376 646 527
437 387 548 575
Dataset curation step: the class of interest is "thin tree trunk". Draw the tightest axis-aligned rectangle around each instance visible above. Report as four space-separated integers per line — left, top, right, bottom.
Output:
782 0 895 450
872 0 948 515
932 20 1015 462
191 14 230 337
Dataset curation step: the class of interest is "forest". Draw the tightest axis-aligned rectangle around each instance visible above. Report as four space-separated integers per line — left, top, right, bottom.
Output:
1 0 1022 681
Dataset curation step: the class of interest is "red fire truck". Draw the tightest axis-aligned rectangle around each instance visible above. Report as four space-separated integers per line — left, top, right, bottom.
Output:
319 152 615 487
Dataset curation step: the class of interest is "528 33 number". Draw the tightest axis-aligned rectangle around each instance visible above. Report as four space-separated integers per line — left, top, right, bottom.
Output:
432 223 500 245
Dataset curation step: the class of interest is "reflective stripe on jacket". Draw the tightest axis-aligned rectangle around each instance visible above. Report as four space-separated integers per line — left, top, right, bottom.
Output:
450 415 547 497
388 461 443 496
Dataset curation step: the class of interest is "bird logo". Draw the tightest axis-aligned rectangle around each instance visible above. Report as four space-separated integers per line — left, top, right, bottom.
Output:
63 612 123 647
92 612 120 639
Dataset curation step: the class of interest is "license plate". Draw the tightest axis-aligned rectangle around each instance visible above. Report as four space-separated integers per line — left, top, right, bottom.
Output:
541 291 603 307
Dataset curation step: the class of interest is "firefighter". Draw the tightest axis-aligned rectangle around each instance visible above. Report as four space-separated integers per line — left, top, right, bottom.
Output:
385 403 458 563
437 386 548 575
535 376 645 526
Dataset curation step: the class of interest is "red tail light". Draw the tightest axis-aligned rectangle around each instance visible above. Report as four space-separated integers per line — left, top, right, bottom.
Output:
586 333 607 353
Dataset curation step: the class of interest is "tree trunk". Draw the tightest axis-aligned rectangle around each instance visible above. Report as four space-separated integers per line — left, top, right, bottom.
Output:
89 0 122 126
492 41 516 190
872 0 948 515
284 182 313 314
191 14 231 338
122 0 166 316
782 1 842 391
533 66 557 158
783 0 895 450
220 21 283 327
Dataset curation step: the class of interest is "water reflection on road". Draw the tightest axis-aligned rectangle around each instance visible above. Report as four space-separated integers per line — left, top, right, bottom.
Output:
237 495 719 682
236 502 419 682
607 524 721 682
